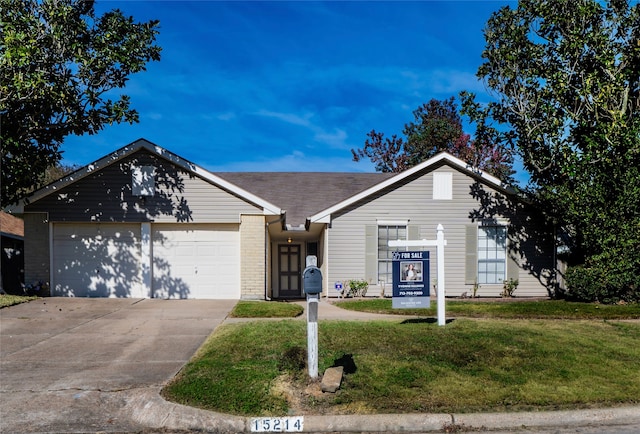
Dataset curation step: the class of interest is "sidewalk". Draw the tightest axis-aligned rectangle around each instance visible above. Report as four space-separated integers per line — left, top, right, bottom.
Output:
131 299 640 433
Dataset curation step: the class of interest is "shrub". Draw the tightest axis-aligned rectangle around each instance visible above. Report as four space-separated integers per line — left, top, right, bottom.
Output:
565 253 640 304
501 278 518 298
347 279 369 297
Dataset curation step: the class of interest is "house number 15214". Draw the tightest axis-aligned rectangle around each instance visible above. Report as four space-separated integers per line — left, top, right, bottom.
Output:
251 416 304 432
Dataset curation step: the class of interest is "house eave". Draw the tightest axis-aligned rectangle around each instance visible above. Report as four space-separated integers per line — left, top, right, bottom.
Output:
308 152 508 224
14 138 282 216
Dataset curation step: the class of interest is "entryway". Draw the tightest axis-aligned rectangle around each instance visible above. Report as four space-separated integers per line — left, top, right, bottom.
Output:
278 244 301 298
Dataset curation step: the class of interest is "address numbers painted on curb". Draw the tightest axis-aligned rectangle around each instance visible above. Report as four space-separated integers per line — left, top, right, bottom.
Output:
251 416 304 432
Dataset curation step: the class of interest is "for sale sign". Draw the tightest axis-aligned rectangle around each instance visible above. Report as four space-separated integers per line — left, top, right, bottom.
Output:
392 251 430 309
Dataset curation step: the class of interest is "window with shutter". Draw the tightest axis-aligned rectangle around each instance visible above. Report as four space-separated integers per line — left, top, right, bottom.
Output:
477 225 507 284
376 223 407 285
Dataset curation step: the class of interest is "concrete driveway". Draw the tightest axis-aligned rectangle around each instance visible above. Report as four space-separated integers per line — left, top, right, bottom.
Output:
0 297 237 433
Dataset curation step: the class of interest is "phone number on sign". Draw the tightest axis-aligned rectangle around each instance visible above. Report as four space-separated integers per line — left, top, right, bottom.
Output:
398 291 424 296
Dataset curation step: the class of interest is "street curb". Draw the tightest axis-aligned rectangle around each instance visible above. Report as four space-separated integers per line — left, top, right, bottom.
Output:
128 390 640 433
302 413 452 432
127 389 245 433
453 407 640 431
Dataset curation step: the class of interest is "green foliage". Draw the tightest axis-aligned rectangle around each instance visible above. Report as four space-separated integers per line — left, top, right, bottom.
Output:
465 0 640 302
402 97 465 167
352 97 514 181
347 279 369 297
40 163 81 187
0 0 161 206
501 278 519 298
565 253 640 304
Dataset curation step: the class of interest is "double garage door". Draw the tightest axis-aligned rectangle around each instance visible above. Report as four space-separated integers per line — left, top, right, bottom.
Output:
52 223 240 299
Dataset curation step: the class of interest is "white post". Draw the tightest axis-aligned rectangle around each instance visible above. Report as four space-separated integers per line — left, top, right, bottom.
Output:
436 224 446 326
388 225 447 326
307 295 319 378
141 222 152 298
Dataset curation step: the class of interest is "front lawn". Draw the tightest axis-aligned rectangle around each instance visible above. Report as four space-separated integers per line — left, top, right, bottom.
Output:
162 317 640 416
230 300 304 318
334 298 640 320
0 294 38 308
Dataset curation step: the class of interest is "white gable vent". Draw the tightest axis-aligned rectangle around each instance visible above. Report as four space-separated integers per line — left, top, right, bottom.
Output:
433 172 452 200
132 165 156 197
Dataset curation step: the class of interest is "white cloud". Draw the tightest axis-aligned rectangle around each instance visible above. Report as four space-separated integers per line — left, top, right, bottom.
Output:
313 129 348 149
216 112 236 121
254 110 313 127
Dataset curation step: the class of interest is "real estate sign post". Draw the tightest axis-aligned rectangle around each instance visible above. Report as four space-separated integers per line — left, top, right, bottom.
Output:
389 224 447 326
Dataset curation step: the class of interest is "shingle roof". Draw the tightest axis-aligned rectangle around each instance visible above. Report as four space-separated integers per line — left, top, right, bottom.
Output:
0 211 24 238
215 172 394 227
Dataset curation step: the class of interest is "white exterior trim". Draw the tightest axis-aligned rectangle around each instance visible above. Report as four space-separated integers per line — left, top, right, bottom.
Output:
10 139 282 216
377 219 409 226
309 152 505 224
141 222 152 297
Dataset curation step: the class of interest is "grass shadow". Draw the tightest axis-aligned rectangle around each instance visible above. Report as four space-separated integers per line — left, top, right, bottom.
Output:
400 317 455 325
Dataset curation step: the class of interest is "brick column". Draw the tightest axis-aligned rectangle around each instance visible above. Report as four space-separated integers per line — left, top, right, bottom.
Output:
239 215 266 299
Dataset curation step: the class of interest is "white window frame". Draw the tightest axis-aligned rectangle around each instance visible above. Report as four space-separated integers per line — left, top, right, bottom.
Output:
376 220 408 284
477 223 507 284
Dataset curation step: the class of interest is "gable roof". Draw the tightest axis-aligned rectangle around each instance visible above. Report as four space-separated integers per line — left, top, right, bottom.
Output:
9 139 512 230
309 152 508 224
9 138 282 216
216 172 395 229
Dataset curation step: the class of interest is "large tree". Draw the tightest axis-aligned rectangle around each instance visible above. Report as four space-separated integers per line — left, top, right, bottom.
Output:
352 97 514 181
1 0 161 206
465 0 640 302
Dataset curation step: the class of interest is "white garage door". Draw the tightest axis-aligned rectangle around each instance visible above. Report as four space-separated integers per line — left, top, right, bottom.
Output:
52 223 145 298
152 224 240 299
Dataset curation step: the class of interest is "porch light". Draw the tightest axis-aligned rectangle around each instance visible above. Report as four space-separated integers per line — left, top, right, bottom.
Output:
287 237 292 243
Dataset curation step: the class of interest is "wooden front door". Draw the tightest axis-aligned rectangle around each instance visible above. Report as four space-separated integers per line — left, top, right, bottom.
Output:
278 244 301 298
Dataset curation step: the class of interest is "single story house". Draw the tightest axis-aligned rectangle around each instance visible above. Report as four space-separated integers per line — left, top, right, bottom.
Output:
0 211 25 294
10 138 558 299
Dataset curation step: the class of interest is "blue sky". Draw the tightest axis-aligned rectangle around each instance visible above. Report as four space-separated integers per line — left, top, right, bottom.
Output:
62 0 514 175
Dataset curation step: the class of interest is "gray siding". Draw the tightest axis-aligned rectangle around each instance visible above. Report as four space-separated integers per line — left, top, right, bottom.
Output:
327 166 555 298
24 150 262 223
23 213 50 292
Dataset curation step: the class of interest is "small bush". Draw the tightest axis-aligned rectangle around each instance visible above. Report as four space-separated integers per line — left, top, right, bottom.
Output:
347 279 369 297
501 278 518 298
565 261 640 304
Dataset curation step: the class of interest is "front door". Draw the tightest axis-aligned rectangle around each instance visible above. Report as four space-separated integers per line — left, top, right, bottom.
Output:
278 244 301 298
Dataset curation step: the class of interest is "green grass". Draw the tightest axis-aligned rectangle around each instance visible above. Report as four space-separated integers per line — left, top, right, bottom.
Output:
162 318 640 416
334 298 640 320
0 294 38 308
230 300 304 318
